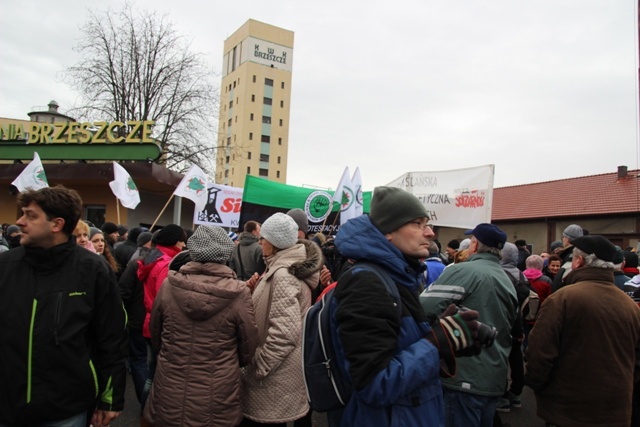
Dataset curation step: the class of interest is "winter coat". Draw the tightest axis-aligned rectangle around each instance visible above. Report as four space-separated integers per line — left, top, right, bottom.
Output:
421 252 518 397
229 232 266 280
137 245 183 338
0 240 127 424
332 215 444 427
525 267 640 427
114 239 138 275
240 239 322 423
523 268 552 304
144 262 259 427
118 246 151 331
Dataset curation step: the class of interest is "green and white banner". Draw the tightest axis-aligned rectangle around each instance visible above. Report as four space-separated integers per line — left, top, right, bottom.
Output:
239 175 371 235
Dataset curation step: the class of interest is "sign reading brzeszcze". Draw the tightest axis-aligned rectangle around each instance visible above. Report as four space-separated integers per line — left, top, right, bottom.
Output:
387 165 495 230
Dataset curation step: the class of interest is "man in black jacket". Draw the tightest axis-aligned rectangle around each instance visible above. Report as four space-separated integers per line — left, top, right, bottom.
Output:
0 186 126 427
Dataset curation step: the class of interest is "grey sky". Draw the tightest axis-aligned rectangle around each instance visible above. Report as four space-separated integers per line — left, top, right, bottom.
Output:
1 0 638 190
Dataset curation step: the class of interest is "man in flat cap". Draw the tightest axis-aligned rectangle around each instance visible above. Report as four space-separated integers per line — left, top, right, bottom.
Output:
525 235 640 427
421 223 518 427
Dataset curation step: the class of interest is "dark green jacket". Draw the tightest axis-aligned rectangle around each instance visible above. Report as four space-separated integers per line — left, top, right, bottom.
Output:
420 252 518 396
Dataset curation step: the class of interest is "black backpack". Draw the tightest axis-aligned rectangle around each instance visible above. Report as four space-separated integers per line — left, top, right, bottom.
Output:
302 261 400 412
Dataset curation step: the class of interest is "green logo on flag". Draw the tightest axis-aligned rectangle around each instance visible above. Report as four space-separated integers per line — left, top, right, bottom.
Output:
304 191 332 222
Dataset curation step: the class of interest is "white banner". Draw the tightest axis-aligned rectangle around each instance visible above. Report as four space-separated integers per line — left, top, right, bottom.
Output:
193 183 244 229
386 165 495 229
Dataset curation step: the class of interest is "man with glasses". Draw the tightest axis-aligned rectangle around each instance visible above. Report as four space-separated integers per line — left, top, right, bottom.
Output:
421 223 518 427
330 186 483 426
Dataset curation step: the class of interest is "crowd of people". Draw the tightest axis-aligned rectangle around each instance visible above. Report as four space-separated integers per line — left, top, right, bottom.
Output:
1 185 639 427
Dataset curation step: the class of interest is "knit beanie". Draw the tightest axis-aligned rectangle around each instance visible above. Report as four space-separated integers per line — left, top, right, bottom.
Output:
188 226 234 264
563 224 583 242
101 222 118 235
89 227 102 239
117 225 128 237
127 227 143 243
261 212 299 249
136 231 153 247
369 186 429 234
572 235 616 262
6 225 20 236
286 208 309 233
152 224 186 247
447 239 460 251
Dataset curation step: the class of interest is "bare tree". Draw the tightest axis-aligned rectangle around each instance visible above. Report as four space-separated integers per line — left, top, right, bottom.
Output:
66 4 223 174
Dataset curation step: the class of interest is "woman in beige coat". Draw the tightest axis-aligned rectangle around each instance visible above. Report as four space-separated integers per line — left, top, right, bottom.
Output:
240 213 323 427
144 225 259 427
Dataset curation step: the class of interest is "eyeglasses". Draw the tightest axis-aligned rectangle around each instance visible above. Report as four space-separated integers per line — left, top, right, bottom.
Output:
258 237 265 242
408 221 433 231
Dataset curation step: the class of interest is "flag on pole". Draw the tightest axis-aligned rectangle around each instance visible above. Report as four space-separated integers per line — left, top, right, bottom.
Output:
332 167 357 225
11 152 49 192
351 167 363 217
173 165 209 211
109 162 140 209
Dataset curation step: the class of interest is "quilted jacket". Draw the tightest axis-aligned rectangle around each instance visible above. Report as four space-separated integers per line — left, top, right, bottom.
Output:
240 240 323 423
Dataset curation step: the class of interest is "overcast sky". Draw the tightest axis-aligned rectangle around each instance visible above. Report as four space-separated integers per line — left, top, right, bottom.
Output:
1 0 638 190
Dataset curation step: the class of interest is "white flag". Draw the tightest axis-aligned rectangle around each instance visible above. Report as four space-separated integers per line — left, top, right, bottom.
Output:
332 167 357 225
109 162 140 209
173 165 209 211
11 152 49 192
351 167 363 217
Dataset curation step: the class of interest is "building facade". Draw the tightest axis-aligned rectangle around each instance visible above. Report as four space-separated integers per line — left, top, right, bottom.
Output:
216 19 294 188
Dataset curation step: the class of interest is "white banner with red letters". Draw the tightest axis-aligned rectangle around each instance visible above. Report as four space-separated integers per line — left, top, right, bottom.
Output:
193 183 243 229
386 164 494 229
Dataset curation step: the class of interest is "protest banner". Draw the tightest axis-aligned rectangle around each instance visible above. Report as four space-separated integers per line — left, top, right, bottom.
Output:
386 164 494 229
193 183 244 229
239 175 371 235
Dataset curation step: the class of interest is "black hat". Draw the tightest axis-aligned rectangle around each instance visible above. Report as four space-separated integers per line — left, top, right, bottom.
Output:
571 235 617 262
514 239 527 247
152 224 186 247
464 223 507 249
369 186 429 234
127 227 143 243
624 251 639 268
447 239 460 250
101 222 118 235
117 225 128 236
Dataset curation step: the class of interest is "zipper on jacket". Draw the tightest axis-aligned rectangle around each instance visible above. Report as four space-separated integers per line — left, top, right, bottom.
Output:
53 292 62 345
27 299 37 403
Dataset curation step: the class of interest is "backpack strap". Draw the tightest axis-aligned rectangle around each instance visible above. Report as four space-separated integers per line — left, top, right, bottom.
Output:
344 261 402 317
235 245 246 280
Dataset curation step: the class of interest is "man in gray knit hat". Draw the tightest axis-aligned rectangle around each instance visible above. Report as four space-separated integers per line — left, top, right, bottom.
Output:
329 186 483 426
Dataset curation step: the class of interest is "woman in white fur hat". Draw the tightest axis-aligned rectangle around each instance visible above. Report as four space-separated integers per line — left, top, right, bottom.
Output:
240 213 324 427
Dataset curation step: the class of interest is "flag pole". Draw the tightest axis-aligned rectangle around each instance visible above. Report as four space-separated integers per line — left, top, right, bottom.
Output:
116 198 121 225
151 194 175 230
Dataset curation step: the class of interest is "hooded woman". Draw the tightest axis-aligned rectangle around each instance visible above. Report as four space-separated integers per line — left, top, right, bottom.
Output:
240 213 323 427
143 225 259 427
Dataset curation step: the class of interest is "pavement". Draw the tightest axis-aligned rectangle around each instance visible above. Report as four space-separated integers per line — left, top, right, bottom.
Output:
111 373 546 427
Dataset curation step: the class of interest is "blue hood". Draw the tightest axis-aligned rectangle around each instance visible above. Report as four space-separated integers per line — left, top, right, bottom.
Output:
335 215 424 291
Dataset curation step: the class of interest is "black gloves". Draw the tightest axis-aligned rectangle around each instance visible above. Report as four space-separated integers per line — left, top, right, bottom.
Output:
425 304 482 377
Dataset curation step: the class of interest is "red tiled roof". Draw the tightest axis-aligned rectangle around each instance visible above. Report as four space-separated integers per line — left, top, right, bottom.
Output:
492 170 640 221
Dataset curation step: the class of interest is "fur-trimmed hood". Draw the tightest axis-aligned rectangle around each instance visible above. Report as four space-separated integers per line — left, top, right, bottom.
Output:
263 239 323 290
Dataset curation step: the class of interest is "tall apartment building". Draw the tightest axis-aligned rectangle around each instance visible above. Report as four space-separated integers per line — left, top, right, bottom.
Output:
215 19 294 188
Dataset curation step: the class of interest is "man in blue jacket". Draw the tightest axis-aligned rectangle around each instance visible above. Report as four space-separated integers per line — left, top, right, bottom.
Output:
0 186 126 427
333 186 482 427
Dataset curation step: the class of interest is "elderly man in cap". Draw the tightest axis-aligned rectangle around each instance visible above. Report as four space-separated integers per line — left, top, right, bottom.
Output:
525 235 640 427
551 224 585 292
421 223 518 427
330 187 483 427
